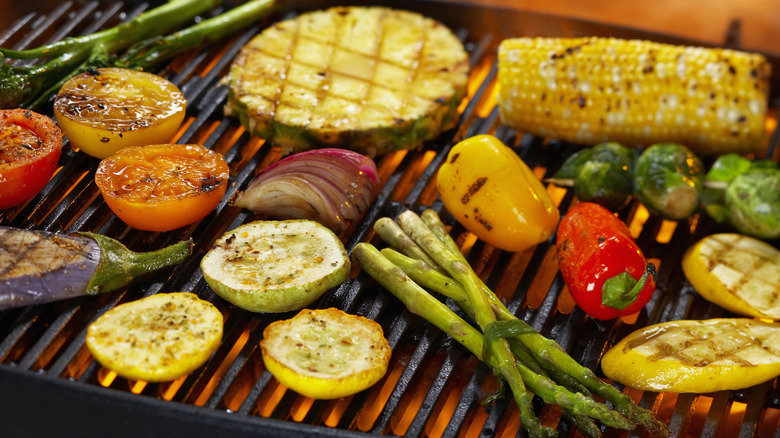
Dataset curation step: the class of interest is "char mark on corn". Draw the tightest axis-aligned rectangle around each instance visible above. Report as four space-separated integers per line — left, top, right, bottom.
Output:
496 37 772 156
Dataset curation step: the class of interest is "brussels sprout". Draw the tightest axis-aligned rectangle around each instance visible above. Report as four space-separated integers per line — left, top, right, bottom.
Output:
553 142 636 210
634 143 705 220
722 169 780 239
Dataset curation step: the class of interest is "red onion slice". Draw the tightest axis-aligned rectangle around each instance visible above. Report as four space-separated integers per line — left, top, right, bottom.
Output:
235 148 379 232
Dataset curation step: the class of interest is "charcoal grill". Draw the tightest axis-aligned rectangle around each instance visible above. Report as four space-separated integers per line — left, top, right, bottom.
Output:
1 1 779 437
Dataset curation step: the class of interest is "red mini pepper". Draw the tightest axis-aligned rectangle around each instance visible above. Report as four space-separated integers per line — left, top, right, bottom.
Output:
556 202 656 320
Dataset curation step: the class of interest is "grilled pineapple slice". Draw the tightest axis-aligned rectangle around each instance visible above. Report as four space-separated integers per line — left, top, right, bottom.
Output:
224 6 469 157
602 318 780 392
682 233 780 320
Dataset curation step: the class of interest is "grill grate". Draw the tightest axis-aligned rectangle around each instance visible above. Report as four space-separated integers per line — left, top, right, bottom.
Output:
1 1 780 438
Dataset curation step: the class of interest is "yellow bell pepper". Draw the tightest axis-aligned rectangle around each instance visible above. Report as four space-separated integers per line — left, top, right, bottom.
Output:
435 134 559 252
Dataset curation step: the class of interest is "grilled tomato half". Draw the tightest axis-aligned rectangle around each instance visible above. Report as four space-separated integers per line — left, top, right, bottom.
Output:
95 144 229 231
54 67 186 159
0 109 62 210
260 307 391 399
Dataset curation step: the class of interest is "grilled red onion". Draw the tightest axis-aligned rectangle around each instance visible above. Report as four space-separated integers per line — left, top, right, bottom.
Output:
235 148 379 232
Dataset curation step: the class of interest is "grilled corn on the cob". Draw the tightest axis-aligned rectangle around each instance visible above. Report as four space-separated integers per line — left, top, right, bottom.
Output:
225 6 469 157
497 37 771 156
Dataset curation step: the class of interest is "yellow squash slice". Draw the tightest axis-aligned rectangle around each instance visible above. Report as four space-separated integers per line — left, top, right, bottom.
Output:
602 318 780 392
86 292 223 382
260 307 392 399
682 233 780 320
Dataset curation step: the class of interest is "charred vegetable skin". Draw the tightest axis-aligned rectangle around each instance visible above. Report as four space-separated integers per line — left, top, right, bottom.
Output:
496 37 771 156
552 142 635 210
556 202 656 320
436 135 559 252
0 227 192 310
634 143 705 220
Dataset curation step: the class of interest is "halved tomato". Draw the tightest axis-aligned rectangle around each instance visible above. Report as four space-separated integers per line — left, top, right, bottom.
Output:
54 67 186 159
0 109 62 210
95 144 229 231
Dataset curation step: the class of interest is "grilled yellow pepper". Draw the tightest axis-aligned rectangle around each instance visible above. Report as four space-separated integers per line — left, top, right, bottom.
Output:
436 134 559 252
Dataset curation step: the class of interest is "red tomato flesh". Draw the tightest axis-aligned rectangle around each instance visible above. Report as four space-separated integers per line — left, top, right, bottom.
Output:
0 109 62 210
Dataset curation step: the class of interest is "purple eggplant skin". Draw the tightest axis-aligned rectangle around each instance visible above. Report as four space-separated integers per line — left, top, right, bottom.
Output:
0 227 100 310
0 227 193 311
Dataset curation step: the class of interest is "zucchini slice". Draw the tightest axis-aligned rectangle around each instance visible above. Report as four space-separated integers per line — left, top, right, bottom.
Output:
201 220 350 313
260 307 391 399
224 6 469 157
86 292 223 382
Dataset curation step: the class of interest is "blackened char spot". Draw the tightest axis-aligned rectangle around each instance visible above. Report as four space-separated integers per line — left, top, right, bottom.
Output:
461 177 487 204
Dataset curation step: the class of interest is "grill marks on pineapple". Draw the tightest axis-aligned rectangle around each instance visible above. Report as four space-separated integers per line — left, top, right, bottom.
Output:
625 321 780 367
702 234 780 312
226 6 469 155
251 8 431 126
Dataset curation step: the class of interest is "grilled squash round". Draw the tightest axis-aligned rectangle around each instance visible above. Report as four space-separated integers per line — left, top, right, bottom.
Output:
224 6 469 157
201 220 350 313
682 233 780 320
260 307 391 399
86 292 223 382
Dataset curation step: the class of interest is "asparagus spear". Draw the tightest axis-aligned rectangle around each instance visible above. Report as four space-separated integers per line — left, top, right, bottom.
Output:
356 210 670 437
1 0 276 109
420 209 669 437
353 243 634 437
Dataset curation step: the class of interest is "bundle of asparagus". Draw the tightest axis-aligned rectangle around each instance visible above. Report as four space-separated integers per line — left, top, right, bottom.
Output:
351 209 669 438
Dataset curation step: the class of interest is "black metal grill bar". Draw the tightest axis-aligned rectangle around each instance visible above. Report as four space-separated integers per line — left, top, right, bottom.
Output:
2 2 780 438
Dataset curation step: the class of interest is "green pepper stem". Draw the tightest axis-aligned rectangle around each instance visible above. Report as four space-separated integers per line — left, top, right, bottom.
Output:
80 233 193 295
601 263 656 310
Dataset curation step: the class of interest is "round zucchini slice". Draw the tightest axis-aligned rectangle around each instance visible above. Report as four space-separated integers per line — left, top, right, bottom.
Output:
201 220 350 313
224 6 469 157
260 307 392 399
85 292 223 382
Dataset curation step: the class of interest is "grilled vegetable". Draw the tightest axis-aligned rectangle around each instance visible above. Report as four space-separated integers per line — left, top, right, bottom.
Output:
602 318 780 392
86 292 223 382
235 148 379 233
352 209 670 437
551 142 636 210
682 233 780 320
54 68 186 159
224 6 469 157
0 227 193 310
0 0 275 110
556 202 656 320
634 143 705 220
260 307 391 399
435 134 559 252
0 109 62 210
95 144 229 232
201 220 350 313
496 37 771 156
